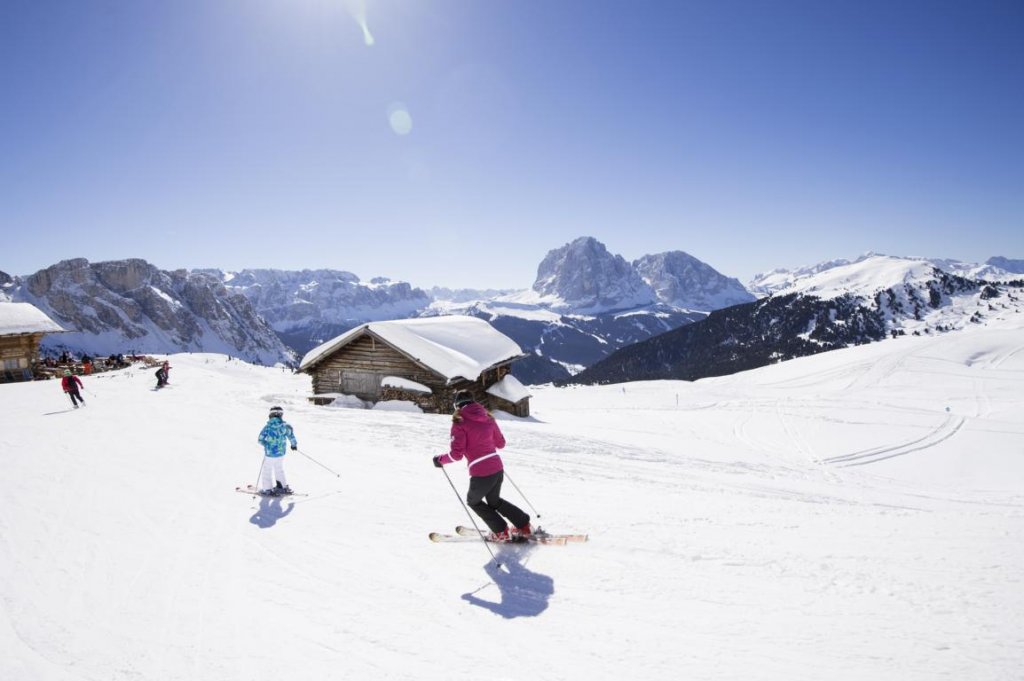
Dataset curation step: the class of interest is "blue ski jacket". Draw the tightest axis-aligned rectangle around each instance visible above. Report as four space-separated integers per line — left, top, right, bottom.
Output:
258 417 297 458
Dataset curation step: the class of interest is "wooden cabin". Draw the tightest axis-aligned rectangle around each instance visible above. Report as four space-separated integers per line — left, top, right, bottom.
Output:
0 303 65 383
299 315 531 416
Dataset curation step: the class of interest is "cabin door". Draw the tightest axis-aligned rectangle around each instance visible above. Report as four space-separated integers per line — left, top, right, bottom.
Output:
341 370 381 399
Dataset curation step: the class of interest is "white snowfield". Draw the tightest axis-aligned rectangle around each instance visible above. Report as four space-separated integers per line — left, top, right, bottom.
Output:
1 318 1022 680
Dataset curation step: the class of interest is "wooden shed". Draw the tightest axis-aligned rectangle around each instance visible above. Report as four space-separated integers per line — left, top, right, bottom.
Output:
299 315 530 416
0 303 65 383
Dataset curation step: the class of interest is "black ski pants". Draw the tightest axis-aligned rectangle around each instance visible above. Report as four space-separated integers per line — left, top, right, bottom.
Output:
67 389 84 406
466 470 530 534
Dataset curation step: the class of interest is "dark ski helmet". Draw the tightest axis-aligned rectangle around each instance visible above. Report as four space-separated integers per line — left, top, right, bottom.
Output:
269 406 284 418
453 391 474 409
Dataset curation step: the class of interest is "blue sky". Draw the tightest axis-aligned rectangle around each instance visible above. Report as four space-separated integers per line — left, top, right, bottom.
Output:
2 0 1022 289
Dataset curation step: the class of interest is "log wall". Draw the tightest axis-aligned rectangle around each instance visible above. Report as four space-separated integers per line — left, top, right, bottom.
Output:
306 332 529 415
0 333 44 383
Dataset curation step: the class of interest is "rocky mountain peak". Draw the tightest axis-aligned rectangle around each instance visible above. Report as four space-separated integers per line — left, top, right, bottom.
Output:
532 237 656 313
633 251 755 311
11 258 292 364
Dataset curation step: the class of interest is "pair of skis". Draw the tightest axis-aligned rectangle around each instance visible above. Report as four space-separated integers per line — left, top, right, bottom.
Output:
233 487 587 546
429 525 588 546
235 484 308 498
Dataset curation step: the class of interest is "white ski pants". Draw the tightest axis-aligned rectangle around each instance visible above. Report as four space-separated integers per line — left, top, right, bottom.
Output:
259 456 288 491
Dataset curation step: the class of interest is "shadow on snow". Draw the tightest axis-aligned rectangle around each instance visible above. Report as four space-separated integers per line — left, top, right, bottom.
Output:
249 496 295 529
462 545 554 618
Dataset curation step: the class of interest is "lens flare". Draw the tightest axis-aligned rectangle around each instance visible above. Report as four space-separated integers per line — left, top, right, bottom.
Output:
387 102 413 135
343 0 375 46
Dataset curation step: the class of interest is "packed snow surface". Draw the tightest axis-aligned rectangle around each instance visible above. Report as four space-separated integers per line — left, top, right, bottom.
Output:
2 317 1023 680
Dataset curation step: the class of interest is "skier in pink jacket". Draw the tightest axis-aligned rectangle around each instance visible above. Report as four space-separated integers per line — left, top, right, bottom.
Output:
433 390 531 542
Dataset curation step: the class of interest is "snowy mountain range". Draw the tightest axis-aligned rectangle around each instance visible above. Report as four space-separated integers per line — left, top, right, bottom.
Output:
204 237 749 383
1 237 748 383
209 268 432 359
571 254 1024 385
3 259 292 365
3 245 1021 386
421 237 752 382
749 253 1024 296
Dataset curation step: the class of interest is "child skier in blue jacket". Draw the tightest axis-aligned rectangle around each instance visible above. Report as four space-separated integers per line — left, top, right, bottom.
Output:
257 406 298 495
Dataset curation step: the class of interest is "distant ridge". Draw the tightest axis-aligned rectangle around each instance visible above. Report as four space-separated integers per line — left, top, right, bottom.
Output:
5 258 293 364
570 254 1024 385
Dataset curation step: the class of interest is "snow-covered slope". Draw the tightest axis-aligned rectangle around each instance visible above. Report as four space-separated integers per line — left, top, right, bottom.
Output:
1 320 1022 680
750 252 1024 296
573 254 1024 385
757 253 1022 337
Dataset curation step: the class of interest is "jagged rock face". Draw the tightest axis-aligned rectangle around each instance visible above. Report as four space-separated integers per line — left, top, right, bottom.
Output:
222 269 431 336
634 251 755 311
15 259 292 364
533 237 656 313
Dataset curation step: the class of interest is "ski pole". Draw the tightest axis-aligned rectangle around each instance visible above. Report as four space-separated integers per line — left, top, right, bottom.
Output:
295 448 341 478
439 465 502 569
503 471 541 519
252 455 267 495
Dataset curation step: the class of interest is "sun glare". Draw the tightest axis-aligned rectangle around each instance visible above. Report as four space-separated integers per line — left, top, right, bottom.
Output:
342 0 375 46
387 102 413 135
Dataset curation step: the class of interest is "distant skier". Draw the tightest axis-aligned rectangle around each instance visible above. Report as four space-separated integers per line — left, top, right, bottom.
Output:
257 405 298 496
155 361 171 389
432 390 531 542
61 369 85 408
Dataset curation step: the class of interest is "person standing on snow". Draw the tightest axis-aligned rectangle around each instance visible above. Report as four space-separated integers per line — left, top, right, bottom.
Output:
61 369 86 408
433 390 531 542
257 405 297 495
155 361 171 389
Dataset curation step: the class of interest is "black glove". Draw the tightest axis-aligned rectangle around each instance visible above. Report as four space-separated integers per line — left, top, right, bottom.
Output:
291 445 297 451
432 455 443 468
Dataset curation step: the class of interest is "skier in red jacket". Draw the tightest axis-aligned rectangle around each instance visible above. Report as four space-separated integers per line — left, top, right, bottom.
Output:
61 369 85 408
433 390 531 542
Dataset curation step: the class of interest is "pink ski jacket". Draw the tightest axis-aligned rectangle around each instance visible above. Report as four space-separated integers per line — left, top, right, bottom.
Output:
437 403 506 477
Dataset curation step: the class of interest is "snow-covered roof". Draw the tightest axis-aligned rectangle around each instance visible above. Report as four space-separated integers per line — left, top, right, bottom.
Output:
299 316 524 382
0 303 64 335
486 374 531 404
